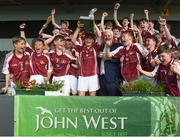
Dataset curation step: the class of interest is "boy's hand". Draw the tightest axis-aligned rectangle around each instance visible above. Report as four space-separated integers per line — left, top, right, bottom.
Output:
170 63 178 73
130 13 134 18
1 86 8 93
136 64 142 71
19 23 26 29
102 12 108 17
158 16 166 26
51 8 55 15
114 3 120 10
144 9 149 14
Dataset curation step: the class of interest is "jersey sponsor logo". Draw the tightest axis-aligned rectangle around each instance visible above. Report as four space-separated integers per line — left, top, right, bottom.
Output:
56 64 60 68
40 60 46 65
25 60 29 65
11 63 18 67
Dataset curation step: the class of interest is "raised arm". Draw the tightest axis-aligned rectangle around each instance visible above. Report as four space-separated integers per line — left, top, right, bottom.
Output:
144 9 149 21
51 8 61 29
72 21 81 44
132 25 143 46
44 35 56 46
93 20 102 45
101 12 108 32
130 13 134 29
158 17 172 45
39 16 52 36
113 3 122 27
19 23 26 39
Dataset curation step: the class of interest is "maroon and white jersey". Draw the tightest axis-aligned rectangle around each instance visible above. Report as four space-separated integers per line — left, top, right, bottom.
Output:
25 42 34 55
49 51 73 76
112 43 148 81
151 59 180 96
161 36 178 48
59 28 73 38
141 50 158 72
76 44 100 77
30 52 52 77
118 27 132 33
68 50 78 76
2 51 30 83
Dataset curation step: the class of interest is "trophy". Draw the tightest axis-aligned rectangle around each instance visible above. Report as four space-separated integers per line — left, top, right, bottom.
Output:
79 8 97 32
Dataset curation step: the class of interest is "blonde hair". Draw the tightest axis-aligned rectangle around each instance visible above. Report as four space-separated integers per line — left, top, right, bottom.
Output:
12 36 26 45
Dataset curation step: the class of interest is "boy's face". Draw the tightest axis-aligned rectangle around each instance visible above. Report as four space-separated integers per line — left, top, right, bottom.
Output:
158 52 171 65
103 31 113 42
121 33 133 47
65 40 74 49
84 37 94 47
34 41 44 54
145 38 156 51
149 22 154 29
122 19 129 27
139 21 149 31
54 39 65 49
113 29 120 37
14 40 26 54
61 23 67 30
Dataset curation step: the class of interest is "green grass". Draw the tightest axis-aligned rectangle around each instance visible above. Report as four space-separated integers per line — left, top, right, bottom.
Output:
120 79 165 94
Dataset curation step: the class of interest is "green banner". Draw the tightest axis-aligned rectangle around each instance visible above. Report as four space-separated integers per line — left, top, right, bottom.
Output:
14 96 180 136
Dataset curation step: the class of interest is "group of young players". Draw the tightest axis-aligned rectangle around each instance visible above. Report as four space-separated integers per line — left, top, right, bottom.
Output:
1 3 180 96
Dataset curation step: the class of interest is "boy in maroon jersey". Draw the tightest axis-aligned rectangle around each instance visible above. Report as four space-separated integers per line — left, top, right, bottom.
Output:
1 36 30 93
19 23 52 84
107 31 148 82
141 35 159 72
65 38 79 95
51 8 72 38
29 38 52 84
72 21 102 96
137 45 180 96
113 3 130 32
49 35 76 95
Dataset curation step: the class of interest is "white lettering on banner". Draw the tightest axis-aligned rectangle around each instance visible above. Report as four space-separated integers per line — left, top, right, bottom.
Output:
35 107 128 132
82 115 128 129
35 115 78 131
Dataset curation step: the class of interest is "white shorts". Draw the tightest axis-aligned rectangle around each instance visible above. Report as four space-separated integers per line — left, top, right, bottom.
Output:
69 75 78 95
78 74 99 92
52 75 70 94
29 75 44 84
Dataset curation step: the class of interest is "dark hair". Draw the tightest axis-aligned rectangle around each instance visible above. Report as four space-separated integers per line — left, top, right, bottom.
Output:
12 36 26 45
139 18 149 23
122 17 130 22
53 27 60 30
84 32 96 40
31 38 45 49
157 44 172 54
113 26 121 30
146 35 158 45
53 35 65 42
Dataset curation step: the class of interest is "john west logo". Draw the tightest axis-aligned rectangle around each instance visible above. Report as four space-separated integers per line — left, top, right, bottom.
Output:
35 107 54 131
35 107 128 132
